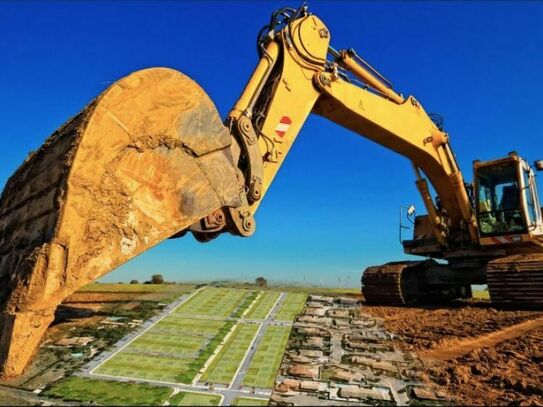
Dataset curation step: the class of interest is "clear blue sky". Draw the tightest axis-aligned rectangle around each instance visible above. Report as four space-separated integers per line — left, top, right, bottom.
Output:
1 1 542 287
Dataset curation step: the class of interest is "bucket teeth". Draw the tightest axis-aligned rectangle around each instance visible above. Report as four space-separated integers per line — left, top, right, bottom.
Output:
0 67 241 377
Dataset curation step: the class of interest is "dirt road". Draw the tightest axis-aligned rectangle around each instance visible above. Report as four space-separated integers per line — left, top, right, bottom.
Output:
362 301 543 406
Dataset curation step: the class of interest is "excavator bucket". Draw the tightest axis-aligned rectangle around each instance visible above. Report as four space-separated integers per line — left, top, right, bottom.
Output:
0 67 241 377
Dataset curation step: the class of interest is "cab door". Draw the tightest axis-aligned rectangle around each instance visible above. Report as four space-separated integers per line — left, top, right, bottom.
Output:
520 161 543 235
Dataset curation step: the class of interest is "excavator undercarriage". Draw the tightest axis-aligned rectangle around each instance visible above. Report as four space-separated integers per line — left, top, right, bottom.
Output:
362 260 474 306
362 254 543 308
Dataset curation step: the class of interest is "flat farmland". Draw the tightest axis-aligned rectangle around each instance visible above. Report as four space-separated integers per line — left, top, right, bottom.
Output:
200 323 259 385
43 376 172 406
274 293 307 321
245 291 280 320
169 391 222 406
242 325 291 389
94 316 228 383
233 397 268 406
173 287 251 318
70 283 195 303
79 283 166 292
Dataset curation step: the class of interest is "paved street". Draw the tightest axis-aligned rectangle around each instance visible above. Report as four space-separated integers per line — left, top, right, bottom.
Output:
220 292 286 406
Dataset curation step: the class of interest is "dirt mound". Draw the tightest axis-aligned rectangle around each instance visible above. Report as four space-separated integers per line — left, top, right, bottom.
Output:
428 327 543 406
362 301 543 406
363 302 542 352
421 317 543 360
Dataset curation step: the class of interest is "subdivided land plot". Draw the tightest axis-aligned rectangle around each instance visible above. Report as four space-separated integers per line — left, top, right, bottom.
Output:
274 293 307 322
245 291 280 320
200 323 259 385
173 287 252 318
243 325 292 389
94 316 230 383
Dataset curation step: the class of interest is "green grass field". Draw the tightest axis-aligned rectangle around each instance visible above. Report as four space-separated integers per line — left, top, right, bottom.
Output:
94 316 229 383
245 291 280 320
43 377 172 405
78 283 195 303
173 287 251 317
233 397 268 406
242 325 291 389
274 293 307 322
201 323 259 385
169 391 222 406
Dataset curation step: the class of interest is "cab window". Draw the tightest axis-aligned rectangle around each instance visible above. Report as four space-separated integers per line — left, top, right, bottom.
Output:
477 163 526 236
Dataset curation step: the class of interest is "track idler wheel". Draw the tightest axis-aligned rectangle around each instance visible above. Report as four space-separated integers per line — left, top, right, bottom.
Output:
362 261 425 306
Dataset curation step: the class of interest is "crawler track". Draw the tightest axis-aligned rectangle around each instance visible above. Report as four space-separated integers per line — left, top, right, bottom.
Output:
487 253 543 308
362 261 421 306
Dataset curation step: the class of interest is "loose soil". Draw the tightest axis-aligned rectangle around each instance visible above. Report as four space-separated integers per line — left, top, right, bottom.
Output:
362 301 543 406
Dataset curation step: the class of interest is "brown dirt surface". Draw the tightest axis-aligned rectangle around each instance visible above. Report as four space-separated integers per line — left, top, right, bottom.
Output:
64 292 143 303
362 301 543 406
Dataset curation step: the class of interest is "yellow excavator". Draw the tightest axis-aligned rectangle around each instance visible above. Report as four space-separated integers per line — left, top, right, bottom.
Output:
1 4 542 377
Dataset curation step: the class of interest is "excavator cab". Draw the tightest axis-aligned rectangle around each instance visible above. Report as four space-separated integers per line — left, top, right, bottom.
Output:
475 153 543 247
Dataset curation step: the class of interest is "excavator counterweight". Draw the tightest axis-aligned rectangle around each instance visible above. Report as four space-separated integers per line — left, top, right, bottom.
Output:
0 68 240 377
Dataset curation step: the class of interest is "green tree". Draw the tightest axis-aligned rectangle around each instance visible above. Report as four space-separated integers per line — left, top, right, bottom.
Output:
255 277 267 287
151 274 164 284
130 279 139 284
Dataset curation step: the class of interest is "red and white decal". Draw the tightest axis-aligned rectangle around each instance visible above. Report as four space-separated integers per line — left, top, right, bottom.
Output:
275 116 292 138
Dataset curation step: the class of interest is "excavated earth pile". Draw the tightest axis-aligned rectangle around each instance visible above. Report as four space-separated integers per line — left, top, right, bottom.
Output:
362 302 543 405
0 68 240 377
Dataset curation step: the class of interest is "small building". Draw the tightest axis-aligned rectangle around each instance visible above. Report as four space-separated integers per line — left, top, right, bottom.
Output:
346 339 368 350
300 380 326 392
276 383 290 393
299 349 323 359
327 309 350 318
339 297 360 306
330 369 353 383
304 336 324 348
288 364 319 380
339 385 391 401
303 307 326 317
333 318 350 327
282 379 301 390
296 327 330 338
308 295 334 304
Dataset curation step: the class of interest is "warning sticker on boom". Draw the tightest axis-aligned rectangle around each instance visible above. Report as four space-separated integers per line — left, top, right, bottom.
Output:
275 116 292 137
